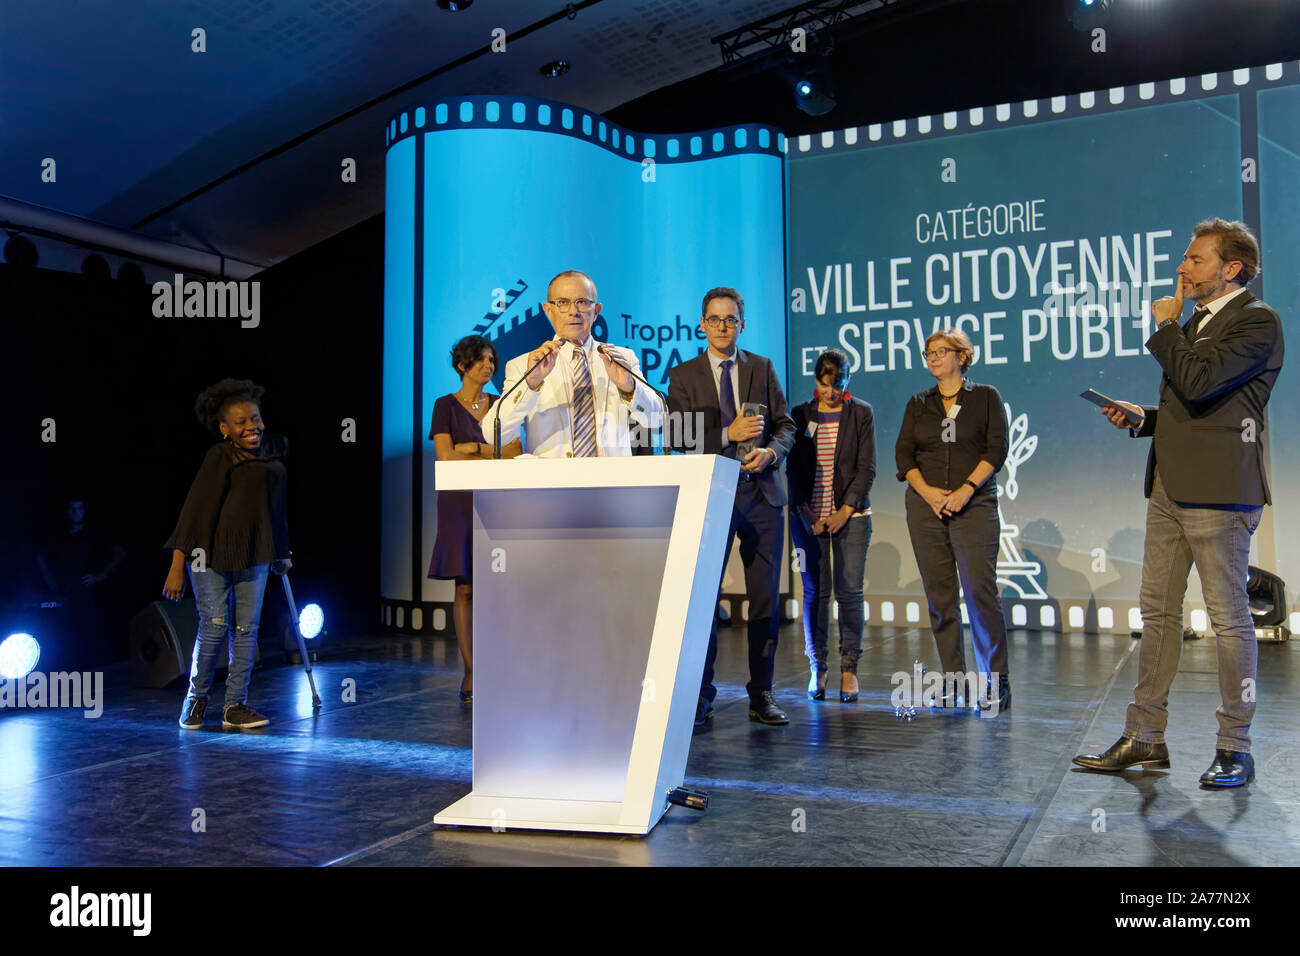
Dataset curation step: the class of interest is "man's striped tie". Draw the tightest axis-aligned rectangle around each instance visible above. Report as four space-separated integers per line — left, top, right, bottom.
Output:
571 347 597 457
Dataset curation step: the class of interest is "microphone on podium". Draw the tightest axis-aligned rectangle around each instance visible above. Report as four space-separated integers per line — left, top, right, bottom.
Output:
596 343 670 455
494 336 561 459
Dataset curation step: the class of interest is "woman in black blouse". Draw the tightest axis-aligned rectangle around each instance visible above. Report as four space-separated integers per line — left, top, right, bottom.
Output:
895 330 1011 712
162 378 291 731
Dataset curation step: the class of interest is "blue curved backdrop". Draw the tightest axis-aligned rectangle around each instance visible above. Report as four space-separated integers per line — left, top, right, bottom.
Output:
381 96 787 620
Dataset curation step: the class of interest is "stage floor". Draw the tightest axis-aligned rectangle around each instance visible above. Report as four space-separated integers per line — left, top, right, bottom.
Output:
1 624 1296 867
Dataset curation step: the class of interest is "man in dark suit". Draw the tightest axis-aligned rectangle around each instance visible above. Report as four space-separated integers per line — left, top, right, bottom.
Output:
668 286 796 726
1074 218 1284 787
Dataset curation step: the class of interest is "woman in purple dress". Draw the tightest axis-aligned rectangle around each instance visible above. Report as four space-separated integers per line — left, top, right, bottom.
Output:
429 335 520 703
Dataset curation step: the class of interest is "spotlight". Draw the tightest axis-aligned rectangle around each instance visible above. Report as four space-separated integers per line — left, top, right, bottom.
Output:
1069 0 1112 31
299 603 324 640
1247 566 1287 637
539 59 570 78
282 602 324 649
792 67 836 116
436 0 473 10
0 634 41 680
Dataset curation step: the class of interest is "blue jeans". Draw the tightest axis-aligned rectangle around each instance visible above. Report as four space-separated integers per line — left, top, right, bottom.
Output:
1125 473 1261 752
791 514 872 670
186 564 270 709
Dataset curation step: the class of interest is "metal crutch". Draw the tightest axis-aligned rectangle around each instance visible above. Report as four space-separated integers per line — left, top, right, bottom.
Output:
280 573 321 709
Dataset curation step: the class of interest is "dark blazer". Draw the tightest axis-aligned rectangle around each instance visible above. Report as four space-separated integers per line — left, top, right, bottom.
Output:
895 380 1008 494
667 348 796 507
789 397 877 514
1136 290 1283 506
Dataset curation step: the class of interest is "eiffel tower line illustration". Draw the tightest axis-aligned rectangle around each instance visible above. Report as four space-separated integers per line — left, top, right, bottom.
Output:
993 403 1047 600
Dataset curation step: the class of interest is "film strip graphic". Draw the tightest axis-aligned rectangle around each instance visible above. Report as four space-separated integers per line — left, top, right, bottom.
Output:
384 94 786 164
460 280 629 379
469 279 551 361
794 61 1300 155
379 598 452 635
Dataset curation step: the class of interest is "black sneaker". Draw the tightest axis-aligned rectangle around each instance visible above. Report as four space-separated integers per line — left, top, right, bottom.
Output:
694 698 715 728
222 702 269 729
179 696 207 730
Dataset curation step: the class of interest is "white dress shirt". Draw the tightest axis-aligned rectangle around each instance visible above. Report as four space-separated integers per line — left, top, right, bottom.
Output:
479 337 658 458
1191 285 1248 337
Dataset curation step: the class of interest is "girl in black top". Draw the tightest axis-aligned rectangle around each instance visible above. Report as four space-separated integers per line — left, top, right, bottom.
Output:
162 378 291 730
895 330 1011 712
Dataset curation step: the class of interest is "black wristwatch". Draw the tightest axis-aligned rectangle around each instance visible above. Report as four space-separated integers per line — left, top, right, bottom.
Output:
963 479 979 491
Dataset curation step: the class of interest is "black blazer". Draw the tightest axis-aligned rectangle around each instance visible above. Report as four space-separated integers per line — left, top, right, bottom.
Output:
789 397 877 514
667 348 796 507
1136 290 1283 506
894 380 1008 494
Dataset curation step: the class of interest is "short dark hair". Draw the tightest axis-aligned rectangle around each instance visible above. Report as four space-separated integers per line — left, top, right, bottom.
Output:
702 286 745 321
194 378 264 434
814 348 850 386
450 334 498 379
1192 218 1261 285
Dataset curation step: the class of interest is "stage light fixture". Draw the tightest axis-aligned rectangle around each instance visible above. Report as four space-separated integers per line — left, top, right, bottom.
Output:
539 59 570 78
299 603 324 640
0 633 41 680
436 0 473 11
1069 0 1113 31
282 598 325 658
1247 566 1286 627
792 69 836 116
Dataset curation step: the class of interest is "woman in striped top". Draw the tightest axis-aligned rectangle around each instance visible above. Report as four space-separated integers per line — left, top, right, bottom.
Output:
788 349 877 702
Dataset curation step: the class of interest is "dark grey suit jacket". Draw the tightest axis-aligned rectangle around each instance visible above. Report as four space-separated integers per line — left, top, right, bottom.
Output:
789 396 877 514
1136 289 1283 506
667 349 796 507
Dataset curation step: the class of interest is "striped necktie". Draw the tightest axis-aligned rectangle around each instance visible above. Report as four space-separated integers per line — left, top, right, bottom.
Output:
571 347 597 458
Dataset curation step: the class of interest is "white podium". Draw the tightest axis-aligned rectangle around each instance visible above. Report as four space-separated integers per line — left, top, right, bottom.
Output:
432 455 739 835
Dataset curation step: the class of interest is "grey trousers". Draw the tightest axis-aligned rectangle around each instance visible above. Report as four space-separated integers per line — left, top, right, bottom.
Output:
905 487 1008 679
1125 473 1261 752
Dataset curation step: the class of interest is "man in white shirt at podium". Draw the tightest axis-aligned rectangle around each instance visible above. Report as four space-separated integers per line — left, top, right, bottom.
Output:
481 270 659 457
